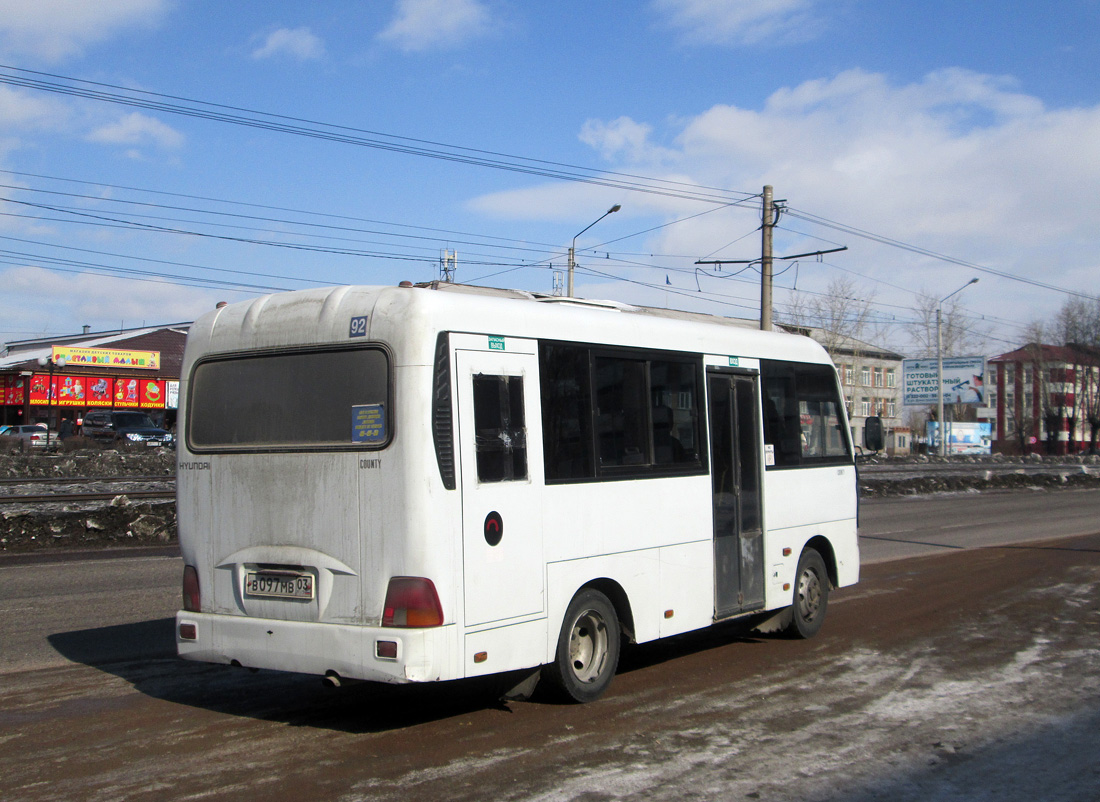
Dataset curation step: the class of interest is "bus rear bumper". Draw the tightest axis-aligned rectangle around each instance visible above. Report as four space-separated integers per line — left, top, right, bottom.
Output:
175 611 454 684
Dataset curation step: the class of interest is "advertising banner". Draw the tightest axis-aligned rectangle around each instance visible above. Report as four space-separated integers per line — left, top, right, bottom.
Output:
2 375 26 405
86 376 114 405
55 375 88 407
139 379 166 409
927 421 992 455
113 377 142 408
26 374 119 407
28 374 54 405
52 345 160 370
903 356 986 406
19 375 168 408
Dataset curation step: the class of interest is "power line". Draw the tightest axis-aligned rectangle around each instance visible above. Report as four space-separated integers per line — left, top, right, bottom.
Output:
785 207 1098 301
0 65 1082 343
0 173 566 259
0 234 335 289
0 64 758 207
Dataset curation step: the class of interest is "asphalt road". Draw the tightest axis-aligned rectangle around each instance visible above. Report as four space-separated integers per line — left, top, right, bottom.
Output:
1 488 1099 801
859 487 1100 562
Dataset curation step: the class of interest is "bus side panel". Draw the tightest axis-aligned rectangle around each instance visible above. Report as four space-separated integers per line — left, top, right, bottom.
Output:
463 619 548 679
542 476 712 563
762 465 860 603
658 540 716 638
542 475 715 650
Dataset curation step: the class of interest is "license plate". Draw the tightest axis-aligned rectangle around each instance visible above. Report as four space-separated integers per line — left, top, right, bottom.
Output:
244 571 314 600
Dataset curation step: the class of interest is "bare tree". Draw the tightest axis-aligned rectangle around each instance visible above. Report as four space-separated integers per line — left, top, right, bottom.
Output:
1052 298 1100 453
781 276 883 413
906 289 990 359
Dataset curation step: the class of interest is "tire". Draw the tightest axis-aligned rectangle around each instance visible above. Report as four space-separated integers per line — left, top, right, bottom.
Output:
544 589 621 703
786 548 829 639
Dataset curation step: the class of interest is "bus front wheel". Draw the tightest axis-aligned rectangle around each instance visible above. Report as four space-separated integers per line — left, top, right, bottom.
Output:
786 548 829 639
545 589 621 703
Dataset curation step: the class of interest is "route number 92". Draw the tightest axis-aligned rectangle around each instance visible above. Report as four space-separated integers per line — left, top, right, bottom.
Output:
349 315 368 338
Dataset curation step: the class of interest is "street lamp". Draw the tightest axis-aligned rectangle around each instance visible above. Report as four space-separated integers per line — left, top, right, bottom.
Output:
36 354 67 451
567 204 621 298
937 278 979 457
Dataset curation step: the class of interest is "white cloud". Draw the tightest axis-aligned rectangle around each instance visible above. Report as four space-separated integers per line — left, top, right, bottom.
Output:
87 112 184 151
471 68 1100 344
377 0 492 52
0 0 170 62
251 27 325 61
0 265 229 336
0 85 69 131
652 0 818 46
580 117 678 165
670 67 1095 248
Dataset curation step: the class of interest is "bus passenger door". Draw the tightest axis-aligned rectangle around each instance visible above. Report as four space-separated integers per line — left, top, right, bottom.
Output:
708 372 765 618
456 348 545 627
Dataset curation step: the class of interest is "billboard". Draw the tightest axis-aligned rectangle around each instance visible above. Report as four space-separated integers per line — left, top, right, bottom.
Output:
52 345 160 370
927 421 992 455
903 356 986 406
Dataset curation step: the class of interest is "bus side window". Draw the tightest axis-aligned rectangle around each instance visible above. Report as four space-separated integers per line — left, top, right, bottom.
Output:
473 375 528 482
761 359 851 468
540 343 594 482
762 372 802 467
595 357 648 467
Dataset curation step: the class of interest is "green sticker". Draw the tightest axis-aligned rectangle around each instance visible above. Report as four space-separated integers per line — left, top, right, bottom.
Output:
729 356 740 367
488 336 505 351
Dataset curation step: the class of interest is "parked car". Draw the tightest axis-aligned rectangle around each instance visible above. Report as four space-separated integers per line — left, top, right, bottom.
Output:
81 410 173 447
0 423 55 448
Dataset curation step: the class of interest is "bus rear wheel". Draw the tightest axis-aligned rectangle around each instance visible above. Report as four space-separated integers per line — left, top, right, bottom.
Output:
786 548 829 639
545 589 621 703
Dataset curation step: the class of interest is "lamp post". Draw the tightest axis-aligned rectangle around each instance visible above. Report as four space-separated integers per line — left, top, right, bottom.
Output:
567 204 621 298
937 278 979 457
36 354 67 451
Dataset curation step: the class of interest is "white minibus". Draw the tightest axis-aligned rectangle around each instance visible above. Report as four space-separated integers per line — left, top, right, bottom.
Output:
176 282 859 702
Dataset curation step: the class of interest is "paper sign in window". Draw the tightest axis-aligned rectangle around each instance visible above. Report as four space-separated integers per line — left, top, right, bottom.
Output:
352 404 387 444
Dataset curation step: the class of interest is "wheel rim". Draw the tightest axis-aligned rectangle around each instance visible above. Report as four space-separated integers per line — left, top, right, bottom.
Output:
797 566 822 621
568 609 609 684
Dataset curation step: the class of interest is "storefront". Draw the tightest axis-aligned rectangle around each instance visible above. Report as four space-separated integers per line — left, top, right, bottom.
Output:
0 326 188 432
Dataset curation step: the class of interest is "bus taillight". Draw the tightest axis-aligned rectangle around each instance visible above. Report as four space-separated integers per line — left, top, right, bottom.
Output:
382 577 443 628
183 565 201 612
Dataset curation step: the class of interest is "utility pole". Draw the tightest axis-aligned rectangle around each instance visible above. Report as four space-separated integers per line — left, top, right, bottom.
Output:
694 188 844 330
760 185 774 331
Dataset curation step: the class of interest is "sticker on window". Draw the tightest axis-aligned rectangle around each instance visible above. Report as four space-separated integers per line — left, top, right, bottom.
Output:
352 403 386 444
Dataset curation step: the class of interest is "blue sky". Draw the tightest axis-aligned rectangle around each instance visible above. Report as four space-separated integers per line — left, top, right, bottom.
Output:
1 0 1098 354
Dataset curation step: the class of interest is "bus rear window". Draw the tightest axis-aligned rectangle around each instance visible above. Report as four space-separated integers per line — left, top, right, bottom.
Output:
187 347 390 450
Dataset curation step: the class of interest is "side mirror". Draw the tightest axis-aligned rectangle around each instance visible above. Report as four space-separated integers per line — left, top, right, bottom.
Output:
863 416 884 452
